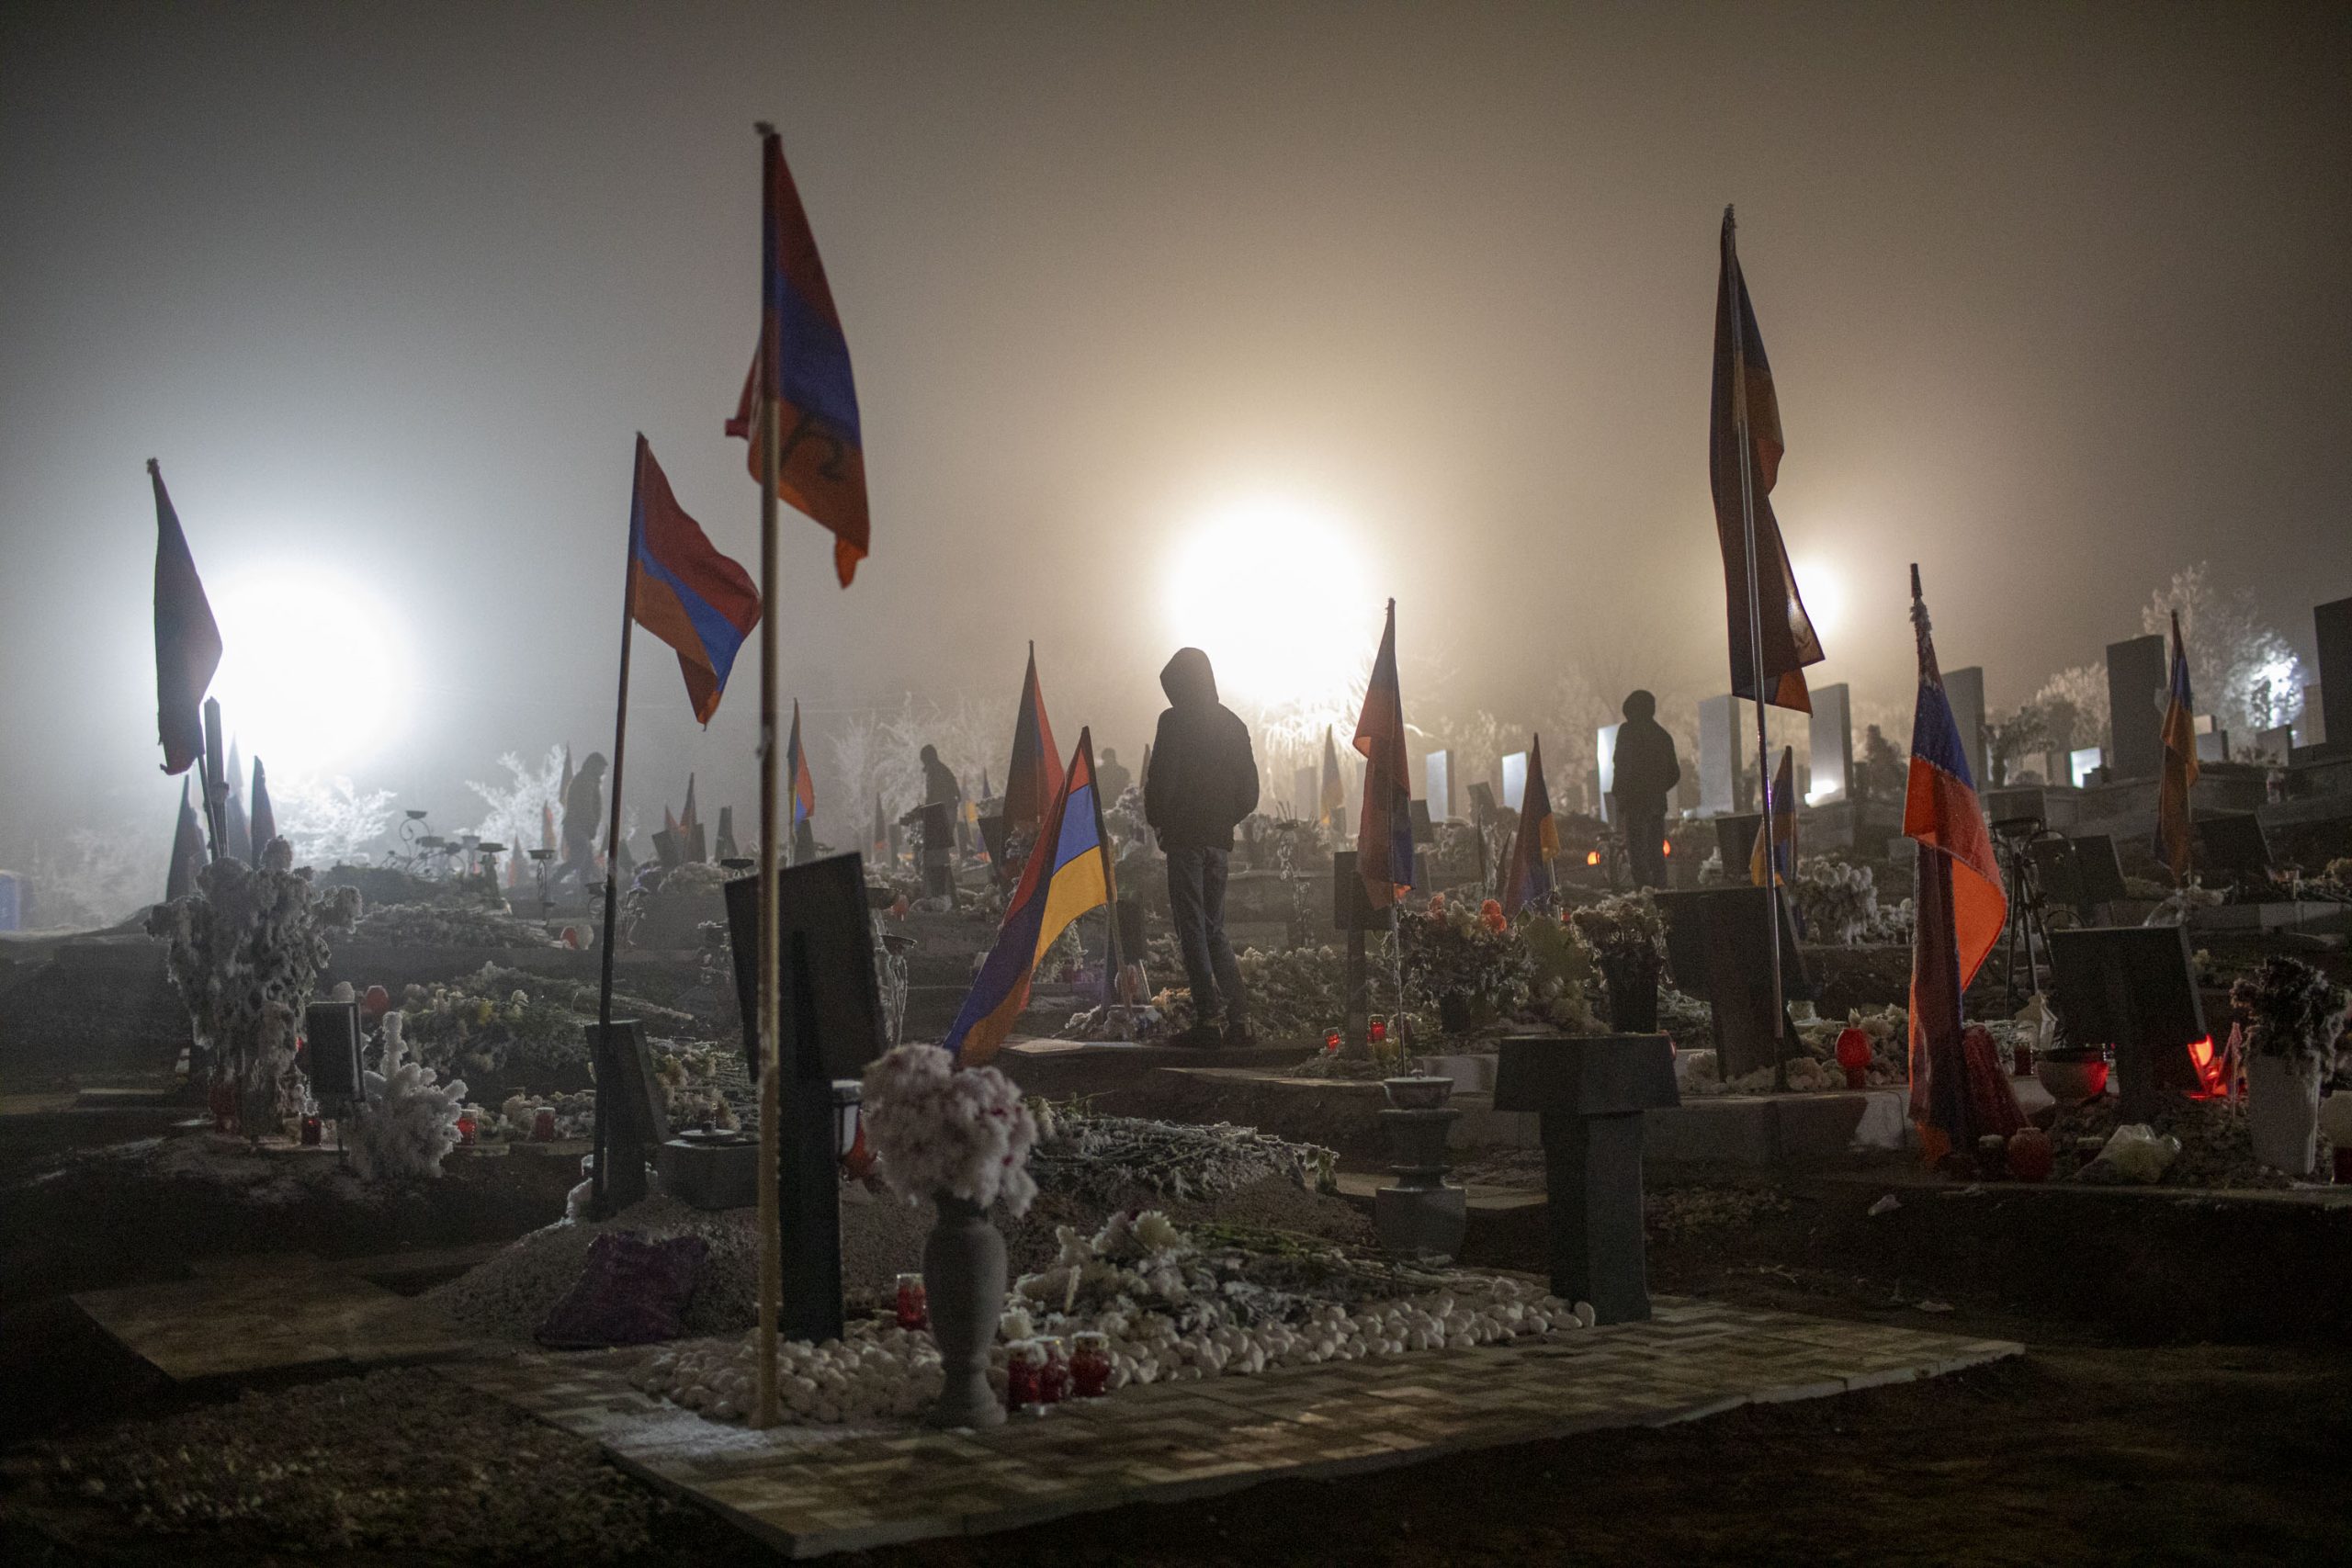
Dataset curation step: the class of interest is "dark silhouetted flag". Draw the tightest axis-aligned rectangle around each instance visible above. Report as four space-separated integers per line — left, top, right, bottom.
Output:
680 773 700 836
785 701 816 825
1498 734 1558 917
945 729 1114 1065
166 779 207 901
150 460 222 776
1352 600 1415 910
1001 642 1063 841
225 738 253 863
630 435 762 725
2154 610 2199 881
1709 212 1823 713
727 128 869 586
1905 567 2013 1160
247 757 277 855
1749 745 1797 887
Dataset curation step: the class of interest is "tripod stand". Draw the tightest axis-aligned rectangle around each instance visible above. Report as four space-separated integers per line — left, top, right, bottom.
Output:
1992 817 2055 1010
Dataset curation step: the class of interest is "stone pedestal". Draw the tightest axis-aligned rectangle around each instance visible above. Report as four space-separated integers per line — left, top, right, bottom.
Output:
1494 1033 1679 1325
1374 1106 1466 1259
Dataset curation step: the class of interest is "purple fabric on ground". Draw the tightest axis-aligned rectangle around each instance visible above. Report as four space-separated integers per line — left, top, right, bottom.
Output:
535 1232 709 1348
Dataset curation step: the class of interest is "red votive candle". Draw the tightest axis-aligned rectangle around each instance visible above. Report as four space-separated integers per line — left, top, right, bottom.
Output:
1070 1332 1112 1398
300 1114 322 1146
1005 1342 1043 1410
532 1108 557 1142
895 1272 929 1330
1036 1337 1070 1405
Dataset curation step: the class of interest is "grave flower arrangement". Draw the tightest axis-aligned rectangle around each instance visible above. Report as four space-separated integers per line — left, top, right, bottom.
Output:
347 1010 468 1181
349 901 557 949
147 841 362 1132
1570 891 1666 1030
1790 857 1880 945
395 964 695 1076
2231 953 2347 1175
1397 894 1533 1033
860 1043 1040 1215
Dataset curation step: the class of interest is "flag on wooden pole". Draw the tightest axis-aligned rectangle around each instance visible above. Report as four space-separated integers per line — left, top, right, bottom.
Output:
2154 610 2199 882
1749 745 1797 887
1001 642 1062 841
1905 566 2014 1160
150 460 221 776
1351 600 1415 910
727 128 869 586
1709 213 1822 713
629 436 762 725
1497 734 1557 917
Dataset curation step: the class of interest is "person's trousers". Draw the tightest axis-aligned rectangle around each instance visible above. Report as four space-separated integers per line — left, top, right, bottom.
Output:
1165 846 1247 1024
1624 808 1668 889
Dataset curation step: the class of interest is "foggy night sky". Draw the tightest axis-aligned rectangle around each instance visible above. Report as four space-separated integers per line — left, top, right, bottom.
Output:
3 1 2349 866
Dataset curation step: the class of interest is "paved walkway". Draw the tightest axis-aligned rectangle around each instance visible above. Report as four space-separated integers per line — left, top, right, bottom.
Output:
441 1298 2019 1557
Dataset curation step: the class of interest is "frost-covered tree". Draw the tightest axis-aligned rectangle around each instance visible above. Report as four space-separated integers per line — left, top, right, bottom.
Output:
274 774 399 866
25 827 162 930
2142 562 2303 736
465 746 566 859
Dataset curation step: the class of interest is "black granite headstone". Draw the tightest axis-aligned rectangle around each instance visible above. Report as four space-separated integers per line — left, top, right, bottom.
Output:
304 1000 363 1103
2048 925 2209 1122
1493 1033 1679 1323
586 1018 669 1214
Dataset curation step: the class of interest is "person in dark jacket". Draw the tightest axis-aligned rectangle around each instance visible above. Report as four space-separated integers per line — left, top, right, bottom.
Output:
1145 649 1260 1045
1611 690 1680 889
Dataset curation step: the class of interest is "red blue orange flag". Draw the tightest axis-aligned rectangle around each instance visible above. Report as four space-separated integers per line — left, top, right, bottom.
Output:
1498 734 1558 917
629 434 761 726
1905 566 2012 1159
1001 642 1063 840
1352 599 1415 910
727 128 869 587
1709 210 1823 714
944 728 1115 1065
786 700 816 825
149 460 222 776
1749 745 1798 888
2154 610 2199 882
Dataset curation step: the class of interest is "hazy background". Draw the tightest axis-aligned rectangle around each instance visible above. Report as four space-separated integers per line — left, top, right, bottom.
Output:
5 1 2348 902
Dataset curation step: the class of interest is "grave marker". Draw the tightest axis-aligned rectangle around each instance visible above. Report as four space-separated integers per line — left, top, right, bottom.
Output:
1501 750 1528 812
1594 723 1622 823
1425 749 1453 821
1696 694 1740 816
2315 596 2352 753
1807 682 1852 806
2105 634 2167 778
1943 665 1987 794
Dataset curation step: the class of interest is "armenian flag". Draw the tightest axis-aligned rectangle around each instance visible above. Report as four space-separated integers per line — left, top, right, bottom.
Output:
1352 600 1415 910
1498 734 1557 917
1905 566 2013 1159
1001 642 1062 840
1749 745 1797 888
150 460 222 777
1709 210 1823 713
785 701 816 825
944 729 1115 1066
2154 610 2199 882
628 435 761 725
726 127 869 587
1318 726 1345 828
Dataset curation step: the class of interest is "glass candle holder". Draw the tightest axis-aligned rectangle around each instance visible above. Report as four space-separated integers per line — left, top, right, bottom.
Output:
1069 1331 1112 1398
456 1114 477 1146
532 1108 557 1142
300 1114 323 1146
1005 1340 1045 1409
1036 1337 1070 1405
895 1272 929 1330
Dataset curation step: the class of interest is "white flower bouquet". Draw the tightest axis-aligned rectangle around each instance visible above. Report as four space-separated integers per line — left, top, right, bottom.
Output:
859 1043 1039 1215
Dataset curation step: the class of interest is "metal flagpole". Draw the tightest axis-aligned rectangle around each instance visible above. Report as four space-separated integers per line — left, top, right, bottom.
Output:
591 439 644 1221
1724 206 1788 1090
752 122 785 1433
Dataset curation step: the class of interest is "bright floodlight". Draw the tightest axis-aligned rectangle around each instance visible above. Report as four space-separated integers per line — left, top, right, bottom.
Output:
209 566 410 778
1793 556 1841 643
1166 496 1373 704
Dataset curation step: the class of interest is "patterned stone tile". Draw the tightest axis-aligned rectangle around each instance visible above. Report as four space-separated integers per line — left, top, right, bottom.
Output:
72 1269 477 1382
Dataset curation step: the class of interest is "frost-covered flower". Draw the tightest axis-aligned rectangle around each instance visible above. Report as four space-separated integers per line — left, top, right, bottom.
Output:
860 1044 1039 1215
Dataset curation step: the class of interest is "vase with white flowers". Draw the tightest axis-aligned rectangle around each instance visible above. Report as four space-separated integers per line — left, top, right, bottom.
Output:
2231 955 2347 1177
860 1043 1039 1427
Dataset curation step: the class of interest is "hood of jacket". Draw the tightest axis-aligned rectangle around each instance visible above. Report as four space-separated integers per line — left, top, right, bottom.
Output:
1159 647 1218 709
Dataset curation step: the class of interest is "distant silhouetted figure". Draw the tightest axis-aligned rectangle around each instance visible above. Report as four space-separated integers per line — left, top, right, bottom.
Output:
560 754 608 888
1095 747 1133 811
1611 692 1680 890
914 744 963 902
1145 649 1260 1047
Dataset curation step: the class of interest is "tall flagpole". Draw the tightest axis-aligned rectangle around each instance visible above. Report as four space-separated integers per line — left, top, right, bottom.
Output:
1724 206 1788 1089
592 439 644 1220
752 122 786 1433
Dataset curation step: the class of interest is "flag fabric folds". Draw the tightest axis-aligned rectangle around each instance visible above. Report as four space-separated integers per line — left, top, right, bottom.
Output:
1498 734 1558 917
630 435 762 726
1351 600 1415 910
944 728 1115 1066
224 738 253 863
1318 726 1346 828
1709 211 1823 714
681 773 700 836
248 757 276 856
1000 642 1063 840
1905 567 2013 1159
2154 610 2199 882
150 460 222 776
1749 745 1797 887
166 779 207 902
786 701 816 825
726 128 869 587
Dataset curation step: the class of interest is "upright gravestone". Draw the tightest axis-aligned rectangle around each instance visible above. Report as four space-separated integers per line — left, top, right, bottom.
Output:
2315 597 2352 755
1942 666 1987 793
1696 695 1740 817
1293 765 1318 822
1807 682 1852 806
1594 722 1622 823
2303 684 2325 748
1425 749 1453 821
2106 634 2168 779
1501 750 1528 812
